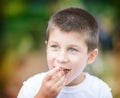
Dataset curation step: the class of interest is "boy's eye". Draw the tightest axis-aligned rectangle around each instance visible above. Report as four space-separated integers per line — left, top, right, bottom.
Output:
69 48 78 52
51 45 58 48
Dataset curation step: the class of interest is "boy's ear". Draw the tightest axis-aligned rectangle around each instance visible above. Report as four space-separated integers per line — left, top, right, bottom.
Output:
87 48 98 64
45 41 47 44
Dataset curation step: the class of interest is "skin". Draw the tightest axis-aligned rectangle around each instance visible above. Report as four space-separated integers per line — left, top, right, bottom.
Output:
35 26 98 98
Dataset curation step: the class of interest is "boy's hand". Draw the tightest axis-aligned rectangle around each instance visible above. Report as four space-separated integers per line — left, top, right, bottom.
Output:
35 67 66 98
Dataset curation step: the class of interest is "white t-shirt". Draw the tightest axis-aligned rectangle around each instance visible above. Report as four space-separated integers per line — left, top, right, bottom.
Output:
17 72 112 98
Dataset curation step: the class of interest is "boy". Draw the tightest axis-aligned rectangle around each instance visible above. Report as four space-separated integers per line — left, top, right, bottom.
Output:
17 7 113 98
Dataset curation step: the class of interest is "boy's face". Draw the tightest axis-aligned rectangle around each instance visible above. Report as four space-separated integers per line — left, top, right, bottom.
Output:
46 27 97 85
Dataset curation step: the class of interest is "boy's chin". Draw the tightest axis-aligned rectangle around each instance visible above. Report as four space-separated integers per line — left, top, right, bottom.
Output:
65 78 77 86
64 79 73 86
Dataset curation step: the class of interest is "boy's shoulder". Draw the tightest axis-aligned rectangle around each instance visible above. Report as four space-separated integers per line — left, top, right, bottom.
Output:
85 73 106 83
22 72 47 91
84 72 111 90
59 73 112 98
24 72 46 85
17 72 47 97
83 73 112 98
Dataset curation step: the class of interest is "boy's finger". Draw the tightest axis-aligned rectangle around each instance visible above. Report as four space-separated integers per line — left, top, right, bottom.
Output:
45 67 60 80
55 77 67 92
51 70 64 83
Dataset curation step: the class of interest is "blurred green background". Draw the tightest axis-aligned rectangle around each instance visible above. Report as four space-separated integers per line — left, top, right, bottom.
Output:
0 0 120 98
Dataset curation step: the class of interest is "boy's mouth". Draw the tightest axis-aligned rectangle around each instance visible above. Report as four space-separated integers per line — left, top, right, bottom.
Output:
53 66 71 74
61 68 71 74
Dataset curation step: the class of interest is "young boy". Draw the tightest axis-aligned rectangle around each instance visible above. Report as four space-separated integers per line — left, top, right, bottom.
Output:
17 7 113 98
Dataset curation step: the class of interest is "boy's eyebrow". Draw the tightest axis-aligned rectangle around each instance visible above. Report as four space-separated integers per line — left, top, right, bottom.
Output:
48 41 58 44
68 44 82 49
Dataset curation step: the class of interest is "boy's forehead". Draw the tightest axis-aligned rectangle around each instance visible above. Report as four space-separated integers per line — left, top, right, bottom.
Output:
49 27 87 44
49 26 86 40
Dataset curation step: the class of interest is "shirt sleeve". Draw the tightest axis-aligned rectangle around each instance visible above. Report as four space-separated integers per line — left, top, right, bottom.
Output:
17 73 46 98
102 87 113 98
103 90 113 98
99 84 113 98
17 82 36 98
17 86 26 98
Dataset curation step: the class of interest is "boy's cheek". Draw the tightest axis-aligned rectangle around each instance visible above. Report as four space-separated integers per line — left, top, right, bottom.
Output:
47 57 56 70
47 62 54 70
47 65 52 70
47 57 54 69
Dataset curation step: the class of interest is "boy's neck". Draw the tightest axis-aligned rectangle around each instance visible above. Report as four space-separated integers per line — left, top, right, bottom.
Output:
66 73 85 86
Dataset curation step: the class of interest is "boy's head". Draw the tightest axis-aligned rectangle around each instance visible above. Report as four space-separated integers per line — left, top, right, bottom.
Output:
46 7 99 53
46 7 99 85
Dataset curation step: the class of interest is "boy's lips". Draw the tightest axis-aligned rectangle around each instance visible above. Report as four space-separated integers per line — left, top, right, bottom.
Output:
62 68 71 74
53 66 71 74
58 66 71 74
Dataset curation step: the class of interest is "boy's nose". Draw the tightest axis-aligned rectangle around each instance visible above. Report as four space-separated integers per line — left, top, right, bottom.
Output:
56 51 68 63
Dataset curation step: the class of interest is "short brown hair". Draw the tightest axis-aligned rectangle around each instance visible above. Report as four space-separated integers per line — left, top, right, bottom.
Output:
46 7 99 53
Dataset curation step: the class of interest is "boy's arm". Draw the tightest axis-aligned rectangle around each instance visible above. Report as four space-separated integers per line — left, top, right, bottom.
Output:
34 67 66 98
